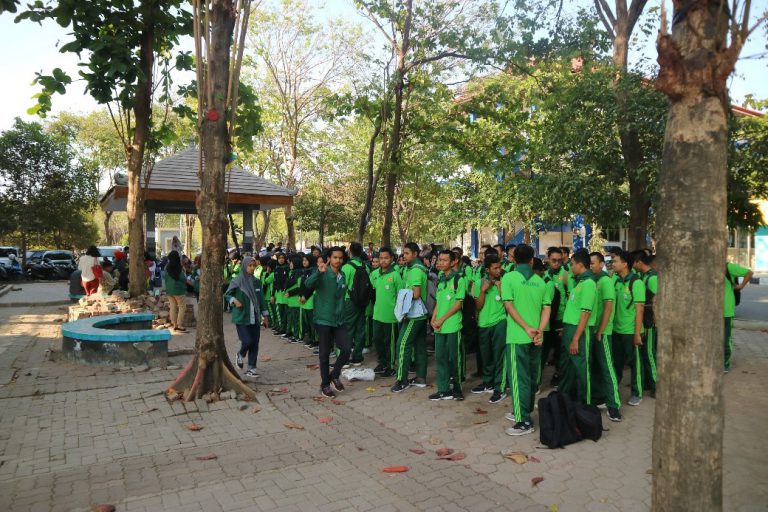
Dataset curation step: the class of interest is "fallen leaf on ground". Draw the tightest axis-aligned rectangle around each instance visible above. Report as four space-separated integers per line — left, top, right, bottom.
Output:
238 404 248 411
318 416 332 424
251 407 261 414
532 476 544 487
549 506 559 512
195 453 218 461
646 469 654 475
306 364 320 370
313 396 326 402
284 422 304 430
529 456 541 463
473 419 489 425
429 437 442 445
502 451 528 464
331 399 345 405
435 448 454 457
366 386 376 392
382 466 409 473
409 448 426 455
474 407 488 415
186 423 203 431
92 505 116 512
270 387 289 394
259 356 272 362
140 407 158 414
356 446 365 451
439 452 466 461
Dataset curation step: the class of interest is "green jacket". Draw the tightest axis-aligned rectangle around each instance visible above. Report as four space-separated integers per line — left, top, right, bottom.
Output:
305 268 346 327
224 277 269 325
163 271 187 296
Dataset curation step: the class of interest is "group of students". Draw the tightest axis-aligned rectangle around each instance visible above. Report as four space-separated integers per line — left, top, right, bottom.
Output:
224 240 751 437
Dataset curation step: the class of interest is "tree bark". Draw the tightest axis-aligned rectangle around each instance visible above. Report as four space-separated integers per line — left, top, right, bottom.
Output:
126 10 154 298
356 116 383 243
285 204 296 251
171 0 255 401
254 210 270 250
104 211 114 245
652 1 742 508
183 214 196 256
228 213 240 253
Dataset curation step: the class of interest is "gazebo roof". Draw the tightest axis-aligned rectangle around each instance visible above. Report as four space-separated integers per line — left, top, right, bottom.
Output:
100 147 295 213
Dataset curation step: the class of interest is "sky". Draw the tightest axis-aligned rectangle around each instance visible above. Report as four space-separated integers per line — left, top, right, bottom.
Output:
0 0 766 131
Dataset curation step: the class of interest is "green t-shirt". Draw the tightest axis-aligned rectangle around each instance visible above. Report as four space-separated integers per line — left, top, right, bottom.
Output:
502 260 516 273
613 273 646 334
542 277 556 332
402 261 428 319
434 271 466 334
592 271 616 335
563 271 597 326
371 267 402 323
286 270 301 308
546 267 567 320
473 278 505 328
501 265 551 344
725 263 749 318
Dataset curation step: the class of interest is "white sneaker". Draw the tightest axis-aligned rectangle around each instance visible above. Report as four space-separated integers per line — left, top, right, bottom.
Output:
245 369 259 378
504 412 516 422
361 348 370 355
505 422 535 436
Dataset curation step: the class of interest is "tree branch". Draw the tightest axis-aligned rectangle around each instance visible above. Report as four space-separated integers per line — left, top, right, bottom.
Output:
406 51 474 72
594 0 617 38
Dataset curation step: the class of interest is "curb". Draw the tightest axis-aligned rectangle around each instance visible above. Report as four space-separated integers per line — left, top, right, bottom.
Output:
734 319 768 332
0 299 71 308
0 285 10 299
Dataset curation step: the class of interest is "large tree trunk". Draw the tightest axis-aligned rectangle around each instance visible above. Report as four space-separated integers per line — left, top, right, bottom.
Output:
183 214 196 256
356 110 384 243
285 204 296 251
653 2 739 509
254 210 270 250
172 0 254 401
103 211 114 245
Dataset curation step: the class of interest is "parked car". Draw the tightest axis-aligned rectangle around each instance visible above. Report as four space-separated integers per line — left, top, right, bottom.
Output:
25 250 76 280
0 246 19 268
0 247 23 281
98 246 125 263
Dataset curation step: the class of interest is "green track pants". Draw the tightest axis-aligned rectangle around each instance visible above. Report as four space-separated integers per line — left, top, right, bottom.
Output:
344 300 367 361
395 317 427 381
590 333 621 409
372 320 398 369
503 342 541 424
724 317 733 370
435 332 462 394
478 320 507 391
560 324 593 405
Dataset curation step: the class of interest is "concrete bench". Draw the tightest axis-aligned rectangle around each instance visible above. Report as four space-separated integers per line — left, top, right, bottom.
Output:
60 313 171 368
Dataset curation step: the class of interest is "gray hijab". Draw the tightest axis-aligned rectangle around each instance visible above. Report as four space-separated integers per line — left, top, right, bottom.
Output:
226 256 259 308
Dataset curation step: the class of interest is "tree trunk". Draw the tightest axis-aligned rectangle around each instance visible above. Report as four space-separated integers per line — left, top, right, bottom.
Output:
318 200 326 247
183 214 196 256
356 110 384 243
171 0 254 401
228 213 240 253
285 204 296 251
254 210 270 250
104 211 114 245
126 14 154 298
653 2 739 508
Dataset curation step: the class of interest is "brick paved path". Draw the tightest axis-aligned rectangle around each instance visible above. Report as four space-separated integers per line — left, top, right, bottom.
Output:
0 303 766 512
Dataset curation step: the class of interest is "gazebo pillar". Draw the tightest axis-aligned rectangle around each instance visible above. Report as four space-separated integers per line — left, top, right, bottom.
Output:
243 206 254 253
145 207 156 254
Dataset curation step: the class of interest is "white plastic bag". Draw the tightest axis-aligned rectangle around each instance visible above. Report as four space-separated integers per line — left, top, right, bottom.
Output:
341 368 375 382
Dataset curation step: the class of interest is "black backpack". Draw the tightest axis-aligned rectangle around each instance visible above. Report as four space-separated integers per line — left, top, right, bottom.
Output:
538 391 582 449
574 404 603 442
726 267 741 306
642 271 657 328
544 273 562 328
349 261 374 308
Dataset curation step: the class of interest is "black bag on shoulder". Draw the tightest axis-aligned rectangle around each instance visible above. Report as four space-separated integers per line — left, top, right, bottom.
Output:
726 267 741 306
350 262 374 308
574 404 603 442
538 391 582 449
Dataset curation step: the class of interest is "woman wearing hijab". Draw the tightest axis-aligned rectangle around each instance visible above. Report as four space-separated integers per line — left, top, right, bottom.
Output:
78 246 102 296
163 250 188 332
225 256 270 378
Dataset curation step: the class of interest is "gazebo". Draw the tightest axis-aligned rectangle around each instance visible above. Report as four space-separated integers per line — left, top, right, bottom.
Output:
100 147 295 253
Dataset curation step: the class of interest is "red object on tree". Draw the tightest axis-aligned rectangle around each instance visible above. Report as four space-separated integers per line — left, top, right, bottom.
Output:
206 109 220 121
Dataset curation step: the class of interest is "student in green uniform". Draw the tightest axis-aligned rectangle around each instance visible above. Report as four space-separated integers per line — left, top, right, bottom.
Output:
724 261 752 372
262 259 277 326
430 250 466 401
371 247 402 377
342 242 369 366
305 247 352 398
472 253 508 404
612 250 646 406
589 252 622 422
501 244 551 436
225 256 270 378
531 258 553 391
560 249 597 405
542 247 567 385
503 245 516 273
634 252 658 394
299 254 318 350
273 252 290 335
283 254 303 343
391 242 430 393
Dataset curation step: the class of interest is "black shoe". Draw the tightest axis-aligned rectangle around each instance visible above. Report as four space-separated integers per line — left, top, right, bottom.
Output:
320 386 336 398
373 364 386 374
550 372 560 387
429 391 454 401
471 384 493 394
408 377 426 388
391 380 410 393
350 358 363 367
453 390 465 401
332 378 345 392
489 390 507 404
607 407 622 422
381 368 395 378
312 347 320 355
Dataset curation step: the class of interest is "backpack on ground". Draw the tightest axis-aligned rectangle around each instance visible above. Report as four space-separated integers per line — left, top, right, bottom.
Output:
538 391 582 449
349 261 374 308
574 404 603 442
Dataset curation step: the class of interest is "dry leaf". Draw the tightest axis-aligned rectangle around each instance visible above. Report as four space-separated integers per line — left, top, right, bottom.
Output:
440 452 466 461
270 387 289 394
186 423 203 432
366 386 376 392
532 476 544 487
259 356 272 362
549 506 558 512
251 406 261 414
473 419 489 425
435 448 454 457
195 453 218 461
140 407 158 414
331 399 345 405
306 364 320 370
473 407 488 415
313 396 326 402
356 446 365 451
646 469 654 475
409 448 426 455
429 437 442 445
284 422 304 430
382 466 409 473
502 451 528 464
529 456 541 463
92 505 116 512
318 416 333 424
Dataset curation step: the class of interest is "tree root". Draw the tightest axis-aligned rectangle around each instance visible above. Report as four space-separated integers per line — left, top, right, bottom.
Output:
168 355 257 402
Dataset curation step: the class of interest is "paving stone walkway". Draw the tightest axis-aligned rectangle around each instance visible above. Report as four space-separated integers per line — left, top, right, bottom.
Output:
0 298 766 512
